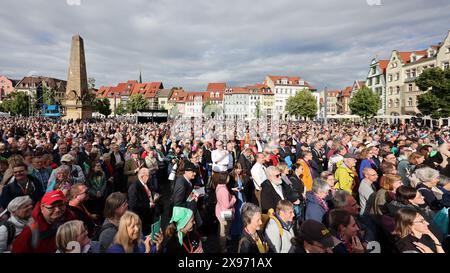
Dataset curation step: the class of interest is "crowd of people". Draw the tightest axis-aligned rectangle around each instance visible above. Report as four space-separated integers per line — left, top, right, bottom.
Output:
0 116 449 253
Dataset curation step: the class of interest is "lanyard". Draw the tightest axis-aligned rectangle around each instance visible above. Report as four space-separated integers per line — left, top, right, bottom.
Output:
18 181 30 194
182 233 193 253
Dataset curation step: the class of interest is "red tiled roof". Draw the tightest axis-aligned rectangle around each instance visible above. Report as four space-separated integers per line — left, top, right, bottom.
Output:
96 86 112 98
414 50 427 56
206 83 226 101
398 52 413 64
131 82 162 98
169 89 188 103
379 60 389 73
341 86 353 97
206 83 226 92
268 75 301 84
185 91 209 102
327 90 341 97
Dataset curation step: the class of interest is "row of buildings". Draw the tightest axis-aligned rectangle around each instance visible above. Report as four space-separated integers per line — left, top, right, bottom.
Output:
95 75 316 120
316 30 450 121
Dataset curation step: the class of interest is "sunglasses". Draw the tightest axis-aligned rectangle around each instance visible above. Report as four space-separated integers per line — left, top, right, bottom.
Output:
275 174 281 178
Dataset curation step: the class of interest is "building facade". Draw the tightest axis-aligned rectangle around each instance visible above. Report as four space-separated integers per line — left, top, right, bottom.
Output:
366 58 389 114
0 76 19 101
264 75 314 120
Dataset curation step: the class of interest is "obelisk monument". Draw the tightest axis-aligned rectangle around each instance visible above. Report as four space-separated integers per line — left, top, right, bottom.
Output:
63 34 92 120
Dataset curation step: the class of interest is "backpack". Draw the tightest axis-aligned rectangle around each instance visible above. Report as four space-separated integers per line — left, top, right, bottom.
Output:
0 221 16 247
92 222 117 241
261 208 284 237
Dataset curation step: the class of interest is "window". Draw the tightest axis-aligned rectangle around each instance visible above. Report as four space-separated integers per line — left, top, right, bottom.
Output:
389 87 393 95
395 73 399 81
406 70 411 79
395 99 399 108
388 74 392 82
444 62 450 70
375 76 380 84
408 84 413 92
407 97 413 107
411 69 416 78
396 86 400 94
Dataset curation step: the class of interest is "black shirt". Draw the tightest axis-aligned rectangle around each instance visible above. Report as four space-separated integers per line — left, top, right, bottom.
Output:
395 234 438 253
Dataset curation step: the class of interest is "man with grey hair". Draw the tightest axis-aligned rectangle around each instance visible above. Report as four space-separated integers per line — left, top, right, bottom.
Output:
260 166 291 213
358 168 378 215
128 167 158 235
305 179 330 222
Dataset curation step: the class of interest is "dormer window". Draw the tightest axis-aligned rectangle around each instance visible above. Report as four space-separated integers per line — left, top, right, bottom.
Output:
411 55 416 62
215 92 219 97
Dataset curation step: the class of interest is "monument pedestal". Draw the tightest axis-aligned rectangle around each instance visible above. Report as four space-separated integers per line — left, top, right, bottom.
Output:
65 106 92 120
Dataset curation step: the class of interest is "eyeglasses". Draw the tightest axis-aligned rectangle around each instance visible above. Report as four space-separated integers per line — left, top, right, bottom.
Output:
274 174 281 178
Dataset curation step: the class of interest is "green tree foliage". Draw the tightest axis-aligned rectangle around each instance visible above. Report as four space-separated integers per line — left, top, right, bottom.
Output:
126 94 149 113
285 89 318 119
115 102 127 115
415 67 450 119
0 92 31 116
88 77 96 89
42 86 56 105
349 86 380 119
93 98 112 117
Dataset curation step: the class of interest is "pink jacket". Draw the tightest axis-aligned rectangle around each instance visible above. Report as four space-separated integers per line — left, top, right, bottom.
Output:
215 184 236 220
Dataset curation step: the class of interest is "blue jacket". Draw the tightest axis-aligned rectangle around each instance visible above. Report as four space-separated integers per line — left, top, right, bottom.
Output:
305 191 327 223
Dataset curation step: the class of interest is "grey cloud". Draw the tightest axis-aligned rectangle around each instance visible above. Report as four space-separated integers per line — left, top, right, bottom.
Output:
0 0 450 91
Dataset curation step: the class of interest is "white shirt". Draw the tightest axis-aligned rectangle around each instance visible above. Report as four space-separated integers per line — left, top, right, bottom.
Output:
211 149 230 172
251 162 267 191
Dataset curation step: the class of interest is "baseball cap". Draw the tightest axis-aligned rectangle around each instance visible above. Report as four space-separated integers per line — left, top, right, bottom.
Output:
299 220 334 248
343 153 358 159
60 154 75 163
41 190 66 206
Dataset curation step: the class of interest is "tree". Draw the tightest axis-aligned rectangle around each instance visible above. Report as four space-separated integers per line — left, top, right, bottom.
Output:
349 86 380 119
93 98 112 117
415 67 450 119
285 89 318 119
256 101 261 119
115 102 127 115
88 77 96 89
126 94 149 113
43 86 56 105
0 92 31 116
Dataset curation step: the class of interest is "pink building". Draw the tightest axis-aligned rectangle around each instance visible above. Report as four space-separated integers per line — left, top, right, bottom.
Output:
0 75 19 100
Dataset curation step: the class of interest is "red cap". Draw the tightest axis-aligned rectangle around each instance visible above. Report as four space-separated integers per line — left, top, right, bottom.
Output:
41 190 66 206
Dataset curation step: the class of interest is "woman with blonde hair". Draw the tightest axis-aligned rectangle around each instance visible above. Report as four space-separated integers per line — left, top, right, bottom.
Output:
107 211 162 253
56 220 92 253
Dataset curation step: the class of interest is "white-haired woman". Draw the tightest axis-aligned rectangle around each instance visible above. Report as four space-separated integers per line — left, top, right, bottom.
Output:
0 196 33 252
415 167 450 210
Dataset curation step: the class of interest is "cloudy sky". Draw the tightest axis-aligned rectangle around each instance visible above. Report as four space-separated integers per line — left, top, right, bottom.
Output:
1 0 450 91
